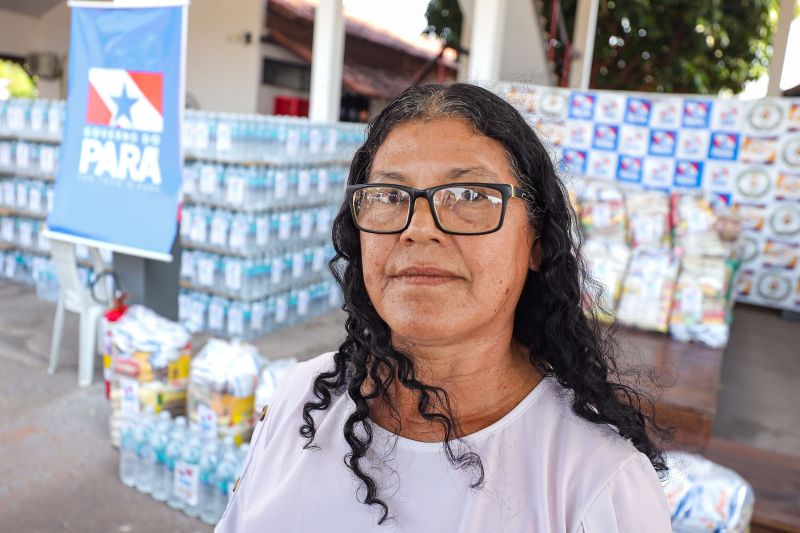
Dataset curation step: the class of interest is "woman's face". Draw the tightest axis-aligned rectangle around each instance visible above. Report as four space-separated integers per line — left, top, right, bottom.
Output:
360 117 536 346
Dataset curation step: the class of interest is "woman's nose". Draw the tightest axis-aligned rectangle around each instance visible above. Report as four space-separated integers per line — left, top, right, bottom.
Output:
401 196 443 241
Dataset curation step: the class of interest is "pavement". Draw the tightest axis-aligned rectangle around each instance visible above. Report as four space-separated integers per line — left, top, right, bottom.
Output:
0 278 797 532
0 279 345 533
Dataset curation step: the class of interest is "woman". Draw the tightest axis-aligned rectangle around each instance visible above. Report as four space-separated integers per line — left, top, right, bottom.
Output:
216 83 672 532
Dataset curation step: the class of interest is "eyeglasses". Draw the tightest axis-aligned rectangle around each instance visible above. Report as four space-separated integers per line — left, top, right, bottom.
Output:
346 182 529 235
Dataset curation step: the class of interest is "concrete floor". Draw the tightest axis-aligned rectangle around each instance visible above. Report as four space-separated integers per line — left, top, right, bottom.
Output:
0 279 798 532
712 303 800 457
0 279 345 533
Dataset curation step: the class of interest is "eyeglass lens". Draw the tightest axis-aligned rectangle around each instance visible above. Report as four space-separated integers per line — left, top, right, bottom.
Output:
352 185 505 234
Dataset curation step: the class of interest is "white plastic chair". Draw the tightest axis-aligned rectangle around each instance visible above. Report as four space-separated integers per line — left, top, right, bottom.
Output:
47 239 110 387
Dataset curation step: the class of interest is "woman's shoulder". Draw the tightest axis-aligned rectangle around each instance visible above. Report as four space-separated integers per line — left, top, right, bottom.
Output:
281 351 339 388
528 378 669 528
534 377 653 483
266 351 340 419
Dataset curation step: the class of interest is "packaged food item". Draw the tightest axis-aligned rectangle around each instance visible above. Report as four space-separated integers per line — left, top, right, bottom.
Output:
616 247 680 332
583 238 631 320
578 181 627 242
108 305 192 446
625 190 671 249
664 451 754 533
187 338 262 444
669 257 731 348
254 357 299 414
672 193 726 257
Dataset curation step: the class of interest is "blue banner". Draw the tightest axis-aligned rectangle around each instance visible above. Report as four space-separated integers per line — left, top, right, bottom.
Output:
47 2 186 261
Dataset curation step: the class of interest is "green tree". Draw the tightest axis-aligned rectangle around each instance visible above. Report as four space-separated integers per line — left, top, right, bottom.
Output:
427 0 784 94
0 60 37 98
423 0 462 49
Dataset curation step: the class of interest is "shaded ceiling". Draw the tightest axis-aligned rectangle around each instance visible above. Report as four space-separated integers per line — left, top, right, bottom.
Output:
0 0 67 17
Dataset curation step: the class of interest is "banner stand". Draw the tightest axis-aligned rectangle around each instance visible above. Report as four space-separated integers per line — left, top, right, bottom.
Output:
48 0 189 320
112 239 182 321
43 230 173 263
43 229 181 321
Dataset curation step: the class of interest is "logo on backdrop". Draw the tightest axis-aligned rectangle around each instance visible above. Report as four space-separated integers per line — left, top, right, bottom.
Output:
81 68 165 187
713 102 741 130
708 132 740 160
706 162 734 190
596 95 623 123
617 155 643 182
565 121 593 149
624 97 651 126
674 160 704 188
643 158 674 188
651 100 681 129
587 151 618 180
683 100 712 128
648 129 677 157
561 148 587 175
568 93 595 120
592 124 619 151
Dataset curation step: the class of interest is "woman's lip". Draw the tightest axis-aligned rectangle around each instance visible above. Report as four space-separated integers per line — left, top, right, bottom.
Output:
392 274 460 285
391 267 462 285
393 267 460 278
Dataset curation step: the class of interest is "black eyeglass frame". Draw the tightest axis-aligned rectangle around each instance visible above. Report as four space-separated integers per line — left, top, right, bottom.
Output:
346 182 530 236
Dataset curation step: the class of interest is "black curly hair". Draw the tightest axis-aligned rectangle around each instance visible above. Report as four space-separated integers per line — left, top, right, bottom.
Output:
299 82 668 525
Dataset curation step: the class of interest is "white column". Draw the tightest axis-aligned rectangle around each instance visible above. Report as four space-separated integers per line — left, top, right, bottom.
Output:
568 0 599 89
309 0 345 122
767 0 795 96
467 0 509 81
457 0 474 81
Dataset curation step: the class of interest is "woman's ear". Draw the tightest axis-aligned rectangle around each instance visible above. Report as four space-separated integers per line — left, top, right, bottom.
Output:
529 235 542 271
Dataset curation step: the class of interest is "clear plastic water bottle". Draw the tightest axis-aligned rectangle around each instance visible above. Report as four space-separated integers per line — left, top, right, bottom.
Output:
178 425 204 518
135 408 156 494
199 438 221 525
118 413 138 488
166 416 188 510
213 437 239 521
151 411 172 502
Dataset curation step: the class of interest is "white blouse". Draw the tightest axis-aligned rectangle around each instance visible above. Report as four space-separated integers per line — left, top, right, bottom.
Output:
216 352 672 533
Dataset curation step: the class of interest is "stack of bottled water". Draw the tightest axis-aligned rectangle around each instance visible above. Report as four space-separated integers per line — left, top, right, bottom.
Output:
1 177 55 216
0 246 109 300
0 99 67 299
182 110 364 165
179 244 335 298
0 99 65 141
179 279 340 339
180 204 338 253
119 408 249 525
0 98 359 340
178 110 361 339
182 162 348 210
0 140 60 177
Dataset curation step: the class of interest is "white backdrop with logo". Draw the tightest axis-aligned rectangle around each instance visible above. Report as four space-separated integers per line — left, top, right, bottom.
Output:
491 83 800 313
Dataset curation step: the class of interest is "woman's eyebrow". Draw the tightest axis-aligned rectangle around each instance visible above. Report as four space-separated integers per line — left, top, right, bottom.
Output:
370 170 407 182
444 166 498 181
370 166 498 183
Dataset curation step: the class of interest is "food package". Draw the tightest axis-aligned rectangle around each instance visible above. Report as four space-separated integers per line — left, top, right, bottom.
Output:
108 305 192 446
672 193 727 257
669 257 731 348
583 238 631 321
254 357 299 414
578 181 627 242
664 451 754 533
625 190 671 249
188 338 263 444
616 248 680 332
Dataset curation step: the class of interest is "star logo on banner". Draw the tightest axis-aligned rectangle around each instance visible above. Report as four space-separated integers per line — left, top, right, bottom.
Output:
112 83 138 124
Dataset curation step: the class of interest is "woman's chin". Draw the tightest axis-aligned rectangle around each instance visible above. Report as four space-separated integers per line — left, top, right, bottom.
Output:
384 314 466 345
